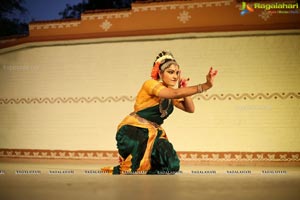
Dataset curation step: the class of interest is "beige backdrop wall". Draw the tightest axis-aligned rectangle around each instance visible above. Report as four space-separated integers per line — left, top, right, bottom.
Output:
0 30 299 152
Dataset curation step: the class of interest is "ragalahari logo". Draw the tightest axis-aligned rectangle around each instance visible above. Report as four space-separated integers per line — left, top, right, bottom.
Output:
240 2 254 15
239 2 299 16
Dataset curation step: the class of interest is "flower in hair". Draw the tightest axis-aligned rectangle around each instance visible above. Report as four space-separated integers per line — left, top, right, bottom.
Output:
151 62 160 80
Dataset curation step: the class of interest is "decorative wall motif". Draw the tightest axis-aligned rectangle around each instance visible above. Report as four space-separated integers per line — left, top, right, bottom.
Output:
0 96 136 104
0 149 299 163
29 21 81 31
194 92 300 101
0 93 299 104
132 0 233 12
178 151 300 162
177 11 191 24
258 10 273 21
82 12 131 20
100 20 112 31
0 149 117 160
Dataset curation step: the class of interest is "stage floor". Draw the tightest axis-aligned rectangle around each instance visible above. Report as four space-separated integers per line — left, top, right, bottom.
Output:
0 161 299 200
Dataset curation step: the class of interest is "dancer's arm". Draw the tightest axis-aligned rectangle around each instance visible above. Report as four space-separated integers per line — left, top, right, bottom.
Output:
173 74 195 113
158 67 218 99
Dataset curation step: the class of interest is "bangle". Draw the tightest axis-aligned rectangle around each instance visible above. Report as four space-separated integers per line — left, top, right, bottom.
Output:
197 84 203 93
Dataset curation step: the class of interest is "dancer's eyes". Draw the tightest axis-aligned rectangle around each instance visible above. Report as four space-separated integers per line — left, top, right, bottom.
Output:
166 70 174 74
166 70 179 75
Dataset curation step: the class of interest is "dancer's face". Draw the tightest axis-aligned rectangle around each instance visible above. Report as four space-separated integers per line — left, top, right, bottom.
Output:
160 64 180 87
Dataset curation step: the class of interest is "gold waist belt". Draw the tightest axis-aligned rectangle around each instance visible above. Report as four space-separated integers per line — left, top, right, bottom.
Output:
129 112 160 128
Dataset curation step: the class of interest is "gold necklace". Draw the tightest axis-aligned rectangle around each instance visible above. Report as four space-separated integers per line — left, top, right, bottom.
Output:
159 98 171 118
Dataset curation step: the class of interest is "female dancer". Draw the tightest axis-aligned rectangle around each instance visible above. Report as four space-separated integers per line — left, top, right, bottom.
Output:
104 51 217 174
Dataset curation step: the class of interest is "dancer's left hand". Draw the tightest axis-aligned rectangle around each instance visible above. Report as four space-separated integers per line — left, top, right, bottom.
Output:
206 67 218 88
